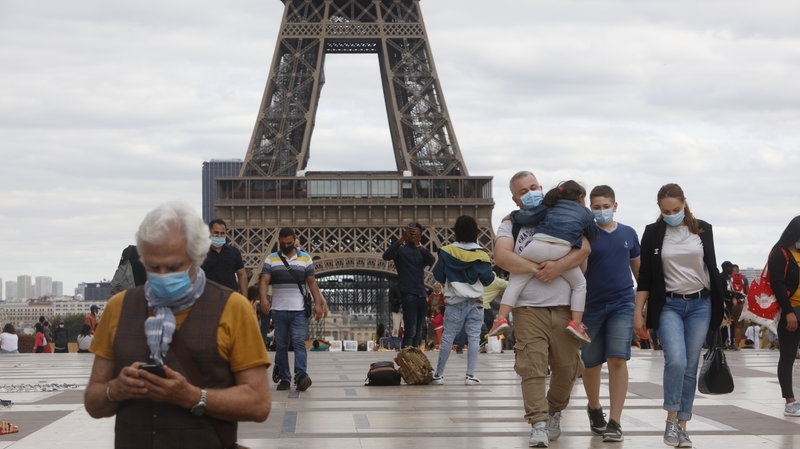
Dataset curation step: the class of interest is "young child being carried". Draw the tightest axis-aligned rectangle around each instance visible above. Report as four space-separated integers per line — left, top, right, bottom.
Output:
489 180 597 342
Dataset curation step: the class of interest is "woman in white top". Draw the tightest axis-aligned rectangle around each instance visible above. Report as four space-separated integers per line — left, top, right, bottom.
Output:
1 323 19 354
634 183 724 448
76 324 93 353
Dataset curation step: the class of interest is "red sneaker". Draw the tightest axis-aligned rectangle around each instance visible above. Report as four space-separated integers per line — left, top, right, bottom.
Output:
566 320 591 343
488 317 511 337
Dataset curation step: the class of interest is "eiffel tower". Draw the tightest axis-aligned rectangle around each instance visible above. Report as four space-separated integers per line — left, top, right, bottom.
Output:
214 0 495 332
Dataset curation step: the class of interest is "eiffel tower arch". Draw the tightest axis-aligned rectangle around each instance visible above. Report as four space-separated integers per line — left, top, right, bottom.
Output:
215 0 495 333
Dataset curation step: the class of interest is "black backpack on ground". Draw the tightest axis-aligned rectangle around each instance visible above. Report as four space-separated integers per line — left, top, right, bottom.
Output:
365 361 402 386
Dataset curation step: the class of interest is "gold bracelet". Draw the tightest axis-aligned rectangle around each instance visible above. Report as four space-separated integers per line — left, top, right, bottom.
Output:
105 381 119 403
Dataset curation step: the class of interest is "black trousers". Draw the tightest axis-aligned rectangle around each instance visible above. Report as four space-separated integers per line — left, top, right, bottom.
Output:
777 310 800 398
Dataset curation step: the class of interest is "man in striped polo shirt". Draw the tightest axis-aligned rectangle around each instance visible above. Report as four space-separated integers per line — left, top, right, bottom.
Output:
259 227 327 391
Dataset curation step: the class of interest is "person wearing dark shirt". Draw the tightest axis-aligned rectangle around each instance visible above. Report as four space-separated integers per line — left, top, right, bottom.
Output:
201 219 248 296
54 321 70 353
382 222 435 348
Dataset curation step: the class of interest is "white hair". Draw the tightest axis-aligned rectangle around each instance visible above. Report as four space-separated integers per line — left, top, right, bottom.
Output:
136 201 210 268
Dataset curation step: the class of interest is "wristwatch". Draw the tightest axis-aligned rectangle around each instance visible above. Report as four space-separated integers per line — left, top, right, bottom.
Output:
190 389 207 416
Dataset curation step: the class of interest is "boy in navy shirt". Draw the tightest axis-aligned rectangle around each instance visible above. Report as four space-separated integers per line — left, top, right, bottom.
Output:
581 185 641 442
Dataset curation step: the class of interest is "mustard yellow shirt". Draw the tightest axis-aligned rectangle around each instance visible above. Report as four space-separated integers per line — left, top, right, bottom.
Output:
791 248 800 307
482 275 508 308
90 290 270 372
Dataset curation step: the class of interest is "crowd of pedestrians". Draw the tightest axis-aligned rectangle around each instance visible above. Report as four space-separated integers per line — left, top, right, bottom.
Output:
4 179 792 449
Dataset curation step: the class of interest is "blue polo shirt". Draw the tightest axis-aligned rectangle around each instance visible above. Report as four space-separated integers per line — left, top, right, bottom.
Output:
585 222 640 307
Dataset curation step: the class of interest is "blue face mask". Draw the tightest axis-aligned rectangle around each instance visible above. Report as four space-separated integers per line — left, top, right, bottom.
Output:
662 209 685 227
520 190 543 209
147 269 192 299
210 236 226 247
593 209 614 225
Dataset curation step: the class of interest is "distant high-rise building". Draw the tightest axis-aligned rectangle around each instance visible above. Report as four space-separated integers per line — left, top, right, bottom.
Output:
84 282 112 303
0 277 3 301
202 159 242 223
74 282 87 299
34 276 53 298
740 268 760 285
5 281 16 301
52 281 63 297
17 275 32 300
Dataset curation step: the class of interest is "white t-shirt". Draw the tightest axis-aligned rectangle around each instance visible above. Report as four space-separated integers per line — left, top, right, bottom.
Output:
1 332 19 352
662 225 710 294
496 220 572 308
77 334 93 351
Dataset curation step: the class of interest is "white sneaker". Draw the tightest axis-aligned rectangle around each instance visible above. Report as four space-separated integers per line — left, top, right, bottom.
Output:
785 401 800 416
464 375 481 385
430 375 444 385
529 421 549 447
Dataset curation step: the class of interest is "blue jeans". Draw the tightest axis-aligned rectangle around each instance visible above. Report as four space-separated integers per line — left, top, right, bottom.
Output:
402 294 428 348
272 310 309 382
435 298 483 377
581 300 634 368
659 295 711 421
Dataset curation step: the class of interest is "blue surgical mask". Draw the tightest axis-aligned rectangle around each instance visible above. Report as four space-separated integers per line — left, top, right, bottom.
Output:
210 236 226 247
662 210 685 227
147 269 192 299
520 190 543 209
593 209 614 225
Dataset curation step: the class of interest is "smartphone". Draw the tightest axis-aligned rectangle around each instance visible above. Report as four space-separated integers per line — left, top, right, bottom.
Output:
139 363 166 377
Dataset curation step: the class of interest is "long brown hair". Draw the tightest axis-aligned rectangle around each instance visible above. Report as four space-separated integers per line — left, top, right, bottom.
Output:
656 183 703 234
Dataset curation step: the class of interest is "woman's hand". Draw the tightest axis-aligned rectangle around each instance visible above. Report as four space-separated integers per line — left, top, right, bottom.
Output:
786 311 798 332
633 311 647 338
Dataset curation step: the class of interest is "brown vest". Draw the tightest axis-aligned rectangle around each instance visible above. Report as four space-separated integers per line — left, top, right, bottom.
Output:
113 282 236 449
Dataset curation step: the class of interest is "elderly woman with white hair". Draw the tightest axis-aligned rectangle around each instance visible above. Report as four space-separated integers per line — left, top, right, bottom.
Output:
84 201 271 449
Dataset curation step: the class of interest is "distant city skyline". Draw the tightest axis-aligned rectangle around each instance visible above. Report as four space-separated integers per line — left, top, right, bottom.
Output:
1 273 73 301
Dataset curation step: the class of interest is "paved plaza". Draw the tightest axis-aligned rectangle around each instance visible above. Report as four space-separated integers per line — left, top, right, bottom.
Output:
1 348 799 448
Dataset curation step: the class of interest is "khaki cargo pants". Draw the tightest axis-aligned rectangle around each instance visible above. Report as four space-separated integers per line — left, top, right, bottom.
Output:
513 306 583 425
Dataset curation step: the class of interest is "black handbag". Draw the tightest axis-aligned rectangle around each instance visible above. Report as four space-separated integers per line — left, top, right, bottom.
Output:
698 334 734 394
278 254 313 318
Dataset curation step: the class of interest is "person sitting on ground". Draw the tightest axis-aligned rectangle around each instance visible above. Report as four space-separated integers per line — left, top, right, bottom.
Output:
309 339 331 352
0 323 19 354
491 180 597 343
77 324 93 353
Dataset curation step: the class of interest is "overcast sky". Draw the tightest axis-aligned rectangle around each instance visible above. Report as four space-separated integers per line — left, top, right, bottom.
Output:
1 0 799 295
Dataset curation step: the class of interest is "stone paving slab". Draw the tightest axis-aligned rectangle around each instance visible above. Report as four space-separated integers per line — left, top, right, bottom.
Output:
1 349 799 448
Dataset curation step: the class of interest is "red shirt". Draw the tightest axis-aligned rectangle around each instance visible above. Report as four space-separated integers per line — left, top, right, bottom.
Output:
432 313 444 330
34 332 46 348
84 313 98 332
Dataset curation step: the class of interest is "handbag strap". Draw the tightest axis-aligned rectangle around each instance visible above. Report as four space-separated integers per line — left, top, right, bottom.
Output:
278 254 306 296
171 334 237 448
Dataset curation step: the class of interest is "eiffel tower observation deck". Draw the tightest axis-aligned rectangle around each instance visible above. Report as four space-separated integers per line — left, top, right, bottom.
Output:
214 0 494 330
